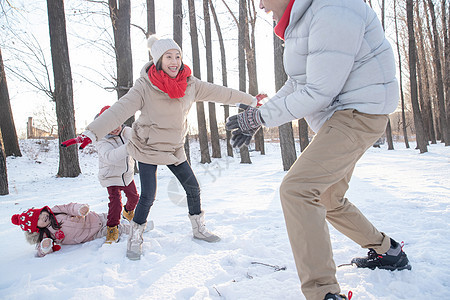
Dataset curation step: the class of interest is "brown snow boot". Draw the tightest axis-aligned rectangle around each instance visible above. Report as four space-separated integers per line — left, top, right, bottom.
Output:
105 226 119 244
122 206 134 222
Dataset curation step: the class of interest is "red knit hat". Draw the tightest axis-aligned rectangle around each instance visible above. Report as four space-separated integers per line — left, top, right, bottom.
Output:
94 105 111 120
11 206 55 233
99 105 110 115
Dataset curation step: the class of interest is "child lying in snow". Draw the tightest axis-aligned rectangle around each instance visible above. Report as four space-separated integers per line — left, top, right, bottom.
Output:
11 203 130 257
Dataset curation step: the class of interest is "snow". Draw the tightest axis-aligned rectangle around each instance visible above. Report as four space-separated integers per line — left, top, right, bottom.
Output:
1 139 449 299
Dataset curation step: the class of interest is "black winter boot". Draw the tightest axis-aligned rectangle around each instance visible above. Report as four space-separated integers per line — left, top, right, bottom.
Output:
351 239 411 271
324 293 348 300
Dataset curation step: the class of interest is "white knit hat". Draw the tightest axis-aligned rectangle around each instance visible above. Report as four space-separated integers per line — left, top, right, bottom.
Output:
147 35 182 64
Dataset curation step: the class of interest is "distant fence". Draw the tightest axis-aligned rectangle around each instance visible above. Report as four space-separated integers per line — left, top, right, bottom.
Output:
27 117 57 140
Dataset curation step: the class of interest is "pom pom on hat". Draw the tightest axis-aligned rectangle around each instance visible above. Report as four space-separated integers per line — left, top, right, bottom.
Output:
147 35 182 64
147 35 159 51
11 214 20 226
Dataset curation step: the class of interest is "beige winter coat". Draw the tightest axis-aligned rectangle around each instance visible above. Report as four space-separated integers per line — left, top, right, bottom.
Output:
96 126 134 187
87 62 254 165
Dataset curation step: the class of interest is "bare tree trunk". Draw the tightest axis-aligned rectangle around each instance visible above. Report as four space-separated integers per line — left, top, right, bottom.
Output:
427 0 449 145
444 0 450 139
146 0 155 63
385 119 394 150
407 0 428 153
0 47 21 157
238 0 251 163
203 0 221 159
47 0 82 177
298 118 309 151
109 0 134 127
172 0 189 163
415 0 436 144
188 0 211 164
274 22 296 170
245 0 265 154
394 0 409 148
209 0 233 157
416 58 431 142
415 4 430 143
148 0 155 37
380 0 394 150
0 133 9 195
422 0 441 142
173 0 181 45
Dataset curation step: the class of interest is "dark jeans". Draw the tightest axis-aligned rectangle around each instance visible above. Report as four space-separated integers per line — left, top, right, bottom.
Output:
133 160 201 225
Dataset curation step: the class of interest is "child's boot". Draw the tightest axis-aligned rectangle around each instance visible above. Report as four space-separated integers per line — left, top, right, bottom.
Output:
188 211 220 243
127 220 147 260
122 205 134 222
105 226 119 244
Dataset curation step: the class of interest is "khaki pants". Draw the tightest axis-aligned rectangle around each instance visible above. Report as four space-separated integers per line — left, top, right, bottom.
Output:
280 110 392 300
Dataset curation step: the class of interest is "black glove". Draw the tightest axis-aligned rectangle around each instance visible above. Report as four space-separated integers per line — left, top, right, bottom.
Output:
230 128 253 148
226 104 264 148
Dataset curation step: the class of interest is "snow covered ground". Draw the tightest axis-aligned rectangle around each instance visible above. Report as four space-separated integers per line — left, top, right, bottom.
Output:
1 139 449 299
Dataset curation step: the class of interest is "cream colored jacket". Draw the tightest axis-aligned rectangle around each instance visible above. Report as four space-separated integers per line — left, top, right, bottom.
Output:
86 62 254 165
96 126 134 187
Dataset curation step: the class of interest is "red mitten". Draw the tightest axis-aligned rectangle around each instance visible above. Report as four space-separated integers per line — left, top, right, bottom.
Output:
61 135 92 149
54 230 65 240
52 244 61 252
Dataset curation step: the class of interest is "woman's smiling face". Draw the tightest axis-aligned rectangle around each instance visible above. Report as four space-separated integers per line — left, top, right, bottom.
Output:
161 49 182 78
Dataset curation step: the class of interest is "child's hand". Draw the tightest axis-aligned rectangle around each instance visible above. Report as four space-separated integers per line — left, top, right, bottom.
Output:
40 238 53 254
79 204 89 216
61 130 95 149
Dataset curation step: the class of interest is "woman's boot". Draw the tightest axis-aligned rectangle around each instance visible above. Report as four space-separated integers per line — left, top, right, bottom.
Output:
188 211 220 243
127 220 147 260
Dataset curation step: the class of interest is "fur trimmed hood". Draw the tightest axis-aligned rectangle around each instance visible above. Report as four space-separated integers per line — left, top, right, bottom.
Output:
24 231 40 245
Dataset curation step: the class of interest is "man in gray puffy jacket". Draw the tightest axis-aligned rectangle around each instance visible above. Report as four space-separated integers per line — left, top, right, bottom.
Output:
226 0 411 299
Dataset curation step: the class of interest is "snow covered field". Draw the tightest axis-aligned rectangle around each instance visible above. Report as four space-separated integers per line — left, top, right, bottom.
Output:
1 139 449 299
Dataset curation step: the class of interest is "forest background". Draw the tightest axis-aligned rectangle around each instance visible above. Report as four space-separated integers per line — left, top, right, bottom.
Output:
0 0 449 184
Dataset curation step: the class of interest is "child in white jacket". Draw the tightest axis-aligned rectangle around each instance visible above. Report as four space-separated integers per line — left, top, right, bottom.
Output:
95 106 139 244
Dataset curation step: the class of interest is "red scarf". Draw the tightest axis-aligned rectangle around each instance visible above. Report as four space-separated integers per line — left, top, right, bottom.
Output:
274 0 296 41
148 64 192 99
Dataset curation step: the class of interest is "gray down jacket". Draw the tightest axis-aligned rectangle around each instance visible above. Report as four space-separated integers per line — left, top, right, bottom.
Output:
259 0 399 132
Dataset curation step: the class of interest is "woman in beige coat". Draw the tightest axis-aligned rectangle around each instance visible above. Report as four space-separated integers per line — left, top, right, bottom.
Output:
62 35 256 260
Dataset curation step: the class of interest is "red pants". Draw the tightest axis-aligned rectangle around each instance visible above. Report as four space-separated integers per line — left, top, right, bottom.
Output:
106 180 139 227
